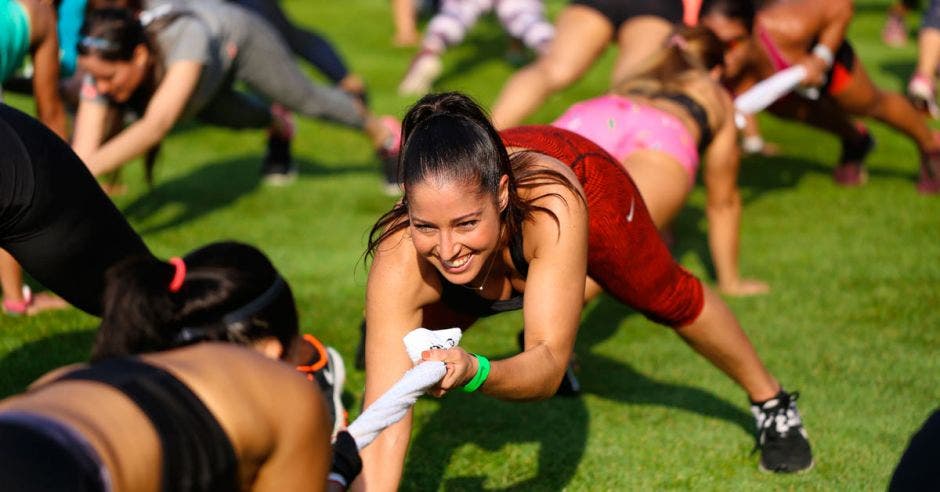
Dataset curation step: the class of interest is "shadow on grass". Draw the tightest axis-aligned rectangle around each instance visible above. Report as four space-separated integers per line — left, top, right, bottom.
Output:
121 155 377 235
403 366 588 491
577 297 754 434
0 329 96 398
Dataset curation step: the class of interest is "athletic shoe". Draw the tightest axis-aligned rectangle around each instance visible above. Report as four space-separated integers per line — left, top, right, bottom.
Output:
516 329 581 397
882 10 908 48
376 116 403 195
555 357 582 396
751 390 814 473
833 125 874 186
262 105 297 186
261 134 297 186
918 135 940 194
297 335 348 438
398 51 443 96
908 74 939 119
319 347 348 438
2 286 32 316
354 318 366 370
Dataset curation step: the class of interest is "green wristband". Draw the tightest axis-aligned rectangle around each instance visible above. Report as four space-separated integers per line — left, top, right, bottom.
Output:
461 354 490 393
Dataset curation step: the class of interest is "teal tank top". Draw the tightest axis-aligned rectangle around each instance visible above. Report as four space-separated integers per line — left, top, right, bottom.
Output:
0 0 31 82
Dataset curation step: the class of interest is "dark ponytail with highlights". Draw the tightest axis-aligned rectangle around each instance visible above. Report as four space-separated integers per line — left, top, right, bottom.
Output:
365 92 583 261
92 241 298 361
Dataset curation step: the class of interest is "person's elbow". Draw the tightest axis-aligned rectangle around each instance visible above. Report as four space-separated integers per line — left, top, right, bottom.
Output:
526 357 570 401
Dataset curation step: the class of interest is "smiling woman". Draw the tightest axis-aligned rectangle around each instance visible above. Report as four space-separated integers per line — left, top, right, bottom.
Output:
355 92 813 490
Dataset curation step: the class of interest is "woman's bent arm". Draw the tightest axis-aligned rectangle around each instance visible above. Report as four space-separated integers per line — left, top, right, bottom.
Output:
704 92 766 296
80 61 202 175
355 236 433 492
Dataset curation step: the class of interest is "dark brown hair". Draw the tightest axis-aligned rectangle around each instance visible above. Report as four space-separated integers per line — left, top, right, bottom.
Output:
365 92 584 263
613 25 725 97
92 241 298 361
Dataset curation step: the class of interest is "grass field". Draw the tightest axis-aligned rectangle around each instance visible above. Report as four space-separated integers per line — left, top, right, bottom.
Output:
2 0 939 489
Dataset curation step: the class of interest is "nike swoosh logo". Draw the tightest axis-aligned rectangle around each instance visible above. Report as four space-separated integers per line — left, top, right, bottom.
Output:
626 197 635 222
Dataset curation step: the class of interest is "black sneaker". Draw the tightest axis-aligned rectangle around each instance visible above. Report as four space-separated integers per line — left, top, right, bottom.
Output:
751 390 814 473
834 127 874 187
262 134 297 186
917 131 940 194
297 336 347 438
354 318 366 370
517 329 581 397
376 116 402 196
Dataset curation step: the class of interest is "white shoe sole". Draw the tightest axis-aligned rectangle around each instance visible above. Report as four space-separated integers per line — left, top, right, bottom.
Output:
326 347 347 438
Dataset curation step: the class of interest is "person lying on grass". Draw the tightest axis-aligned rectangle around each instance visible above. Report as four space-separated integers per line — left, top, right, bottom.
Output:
0 241 360 491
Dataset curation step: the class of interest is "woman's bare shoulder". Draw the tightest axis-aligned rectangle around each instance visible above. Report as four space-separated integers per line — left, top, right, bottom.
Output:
368 225 442 308
510 150 586 203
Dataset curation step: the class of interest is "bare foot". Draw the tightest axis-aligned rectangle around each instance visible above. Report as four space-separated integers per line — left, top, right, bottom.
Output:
27 292 70 315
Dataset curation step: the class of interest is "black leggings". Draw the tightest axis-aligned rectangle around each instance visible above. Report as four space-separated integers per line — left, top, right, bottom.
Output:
890 408 940 490
569 0 683 28
231 0 349 83
0 104 153 315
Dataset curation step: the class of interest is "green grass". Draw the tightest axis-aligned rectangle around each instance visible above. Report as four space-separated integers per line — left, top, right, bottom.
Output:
2 0 940 489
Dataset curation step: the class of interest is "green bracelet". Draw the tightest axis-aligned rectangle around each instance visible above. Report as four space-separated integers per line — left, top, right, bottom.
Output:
461 354 490 393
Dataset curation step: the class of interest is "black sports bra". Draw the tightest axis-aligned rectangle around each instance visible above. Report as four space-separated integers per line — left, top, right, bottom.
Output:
439 233 529 317
657 92 714 154
57 357 238 492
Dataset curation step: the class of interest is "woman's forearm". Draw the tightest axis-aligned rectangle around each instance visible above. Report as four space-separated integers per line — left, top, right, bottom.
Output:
84 118 168 176
481 343 569 400
353 413 411 492
706 192 743 290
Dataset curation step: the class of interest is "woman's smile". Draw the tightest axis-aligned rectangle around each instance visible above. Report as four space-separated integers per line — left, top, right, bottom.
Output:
440 252 474 273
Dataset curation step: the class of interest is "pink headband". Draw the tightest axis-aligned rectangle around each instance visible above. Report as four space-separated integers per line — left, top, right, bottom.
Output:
168 257 186 293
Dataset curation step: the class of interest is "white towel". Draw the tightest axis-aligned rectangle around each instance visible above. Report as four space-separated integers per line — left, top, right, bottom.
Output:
346 327 463 450
734 65 808 116
402 327 463 363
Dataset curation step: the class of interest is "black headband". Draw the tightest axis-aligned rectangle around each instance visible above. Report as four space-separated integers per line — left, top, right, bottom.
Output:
174 276 287 344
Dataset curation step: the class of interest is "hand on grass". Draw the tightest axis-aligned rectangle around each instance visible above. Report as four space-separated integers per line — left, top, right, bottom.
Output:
719 278 770 297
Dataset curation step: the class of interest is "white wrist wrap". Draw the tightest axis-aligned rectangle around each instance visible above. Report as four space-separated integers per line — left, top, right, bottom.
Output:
812 44 834 68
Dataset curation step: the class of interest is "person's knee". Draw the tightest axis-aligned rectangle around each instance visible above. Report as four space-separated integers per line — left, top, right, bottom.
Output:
853 91 888 118
534 59 583 91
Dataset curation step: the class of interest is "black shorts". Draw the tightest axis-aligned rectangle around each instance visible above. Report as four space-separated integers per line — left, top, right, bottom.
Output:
0 413 108 492
569 0 683 28
821 40 857 96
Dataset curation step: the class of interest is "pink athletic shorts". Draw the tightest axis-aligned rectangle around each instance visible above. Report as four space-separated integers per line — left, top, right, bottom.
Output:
552 94 700 186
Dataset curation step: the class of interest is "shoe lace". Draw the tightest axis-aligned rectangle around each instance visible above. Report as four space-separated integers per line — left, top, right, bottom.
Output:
753 391 803 445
